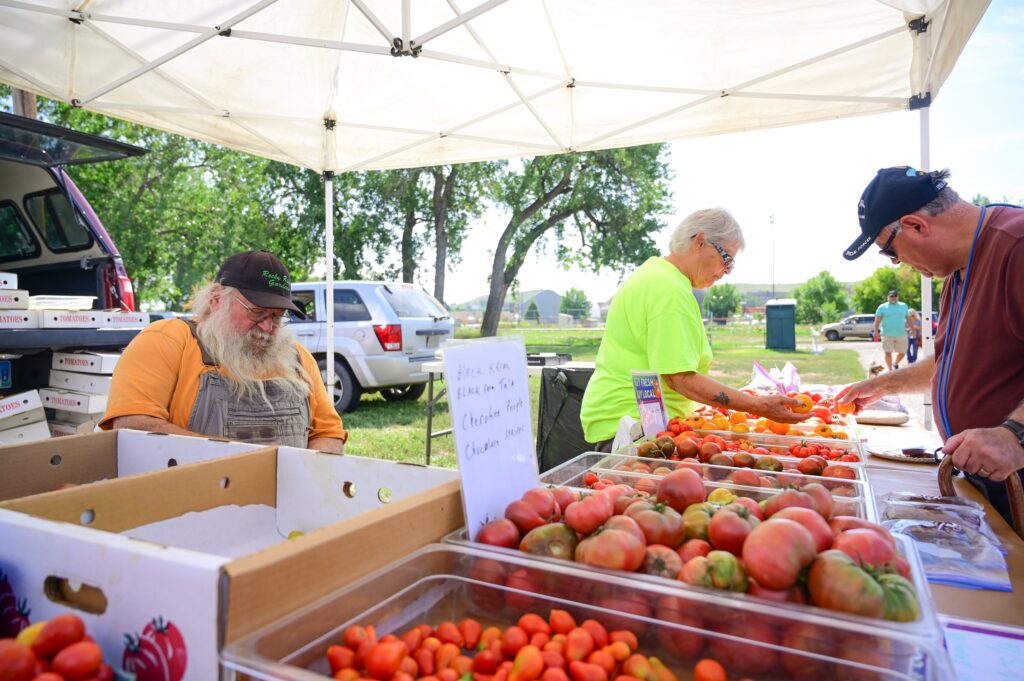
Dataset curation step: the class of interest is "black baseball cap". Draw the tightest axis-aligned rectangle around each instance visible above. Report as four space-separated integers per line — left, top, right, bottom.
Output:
888 290 898 297
843 166 948 261
216 251 306 319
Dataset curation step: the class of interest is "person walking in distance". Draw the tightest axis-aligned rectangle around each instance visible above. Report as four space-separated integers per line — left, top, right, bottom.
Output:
906 308 922 364
874 289 909 370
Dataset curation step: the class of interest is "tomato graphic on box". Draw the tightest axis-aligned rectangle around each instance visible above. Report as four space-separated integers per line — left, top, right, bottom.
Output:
123 616 187 681
0 570 32 637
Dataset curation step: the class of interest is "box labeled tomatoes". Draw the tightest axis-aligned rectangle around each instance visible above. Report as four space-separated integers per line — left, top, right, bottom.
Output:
221 544 954 681
0 445 462 680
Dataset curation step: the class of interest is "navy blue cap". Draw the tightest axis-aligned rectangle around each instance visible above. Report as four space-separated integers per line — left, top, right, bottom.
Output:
844 166 947 260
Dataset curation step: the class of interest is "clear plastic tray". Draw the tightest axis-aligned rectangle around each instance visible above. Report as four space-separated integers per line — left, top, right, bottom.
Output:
689 408 862 444
221 543 952 681
619 428 867 462
539 452 876 520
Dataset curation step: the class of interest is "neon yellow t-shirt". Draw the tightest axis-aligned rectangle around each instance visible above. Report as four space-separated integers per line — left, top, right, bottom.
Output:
580 256 712 442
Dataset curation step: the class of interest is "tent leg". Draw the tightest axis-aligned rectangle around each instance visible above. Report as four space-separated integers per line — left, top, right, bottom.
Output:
325 172 336 411
919 106 933 431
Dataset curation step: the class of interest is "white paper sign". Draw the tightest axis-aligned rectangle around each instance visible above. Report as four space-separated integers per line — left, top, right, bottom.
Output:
444 338 537 537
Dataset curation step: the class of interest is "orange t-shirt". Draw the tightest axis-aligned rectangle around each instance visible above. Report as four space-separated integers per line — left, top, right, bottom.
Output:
99 318 347 443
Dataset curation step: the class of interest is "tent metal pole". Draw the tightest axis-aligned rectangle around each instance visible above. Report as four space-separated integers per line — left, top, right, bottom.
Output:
920 106 933 430
324 170 336 411
413 0 511 49
351 0 394 44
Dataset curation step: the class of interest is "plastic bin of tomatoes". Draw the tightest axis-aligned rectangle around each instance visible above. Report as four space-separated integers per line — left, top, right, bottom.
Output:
537 453 875 521
685 391 861 442
0 613 115 681
617 430 865 468
220 544 953 681
447 473 935 640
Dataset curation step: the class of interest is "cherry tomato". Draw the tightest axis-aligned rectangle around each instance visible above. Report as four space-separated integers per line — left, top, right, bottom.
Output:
51 641 102 680
31 614 85 658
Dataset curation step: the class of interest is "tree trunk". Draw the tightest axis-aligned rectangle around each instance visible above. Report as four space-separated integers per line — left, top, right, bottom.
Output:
13 89 37 118
431 167 456 304
401 206 417 283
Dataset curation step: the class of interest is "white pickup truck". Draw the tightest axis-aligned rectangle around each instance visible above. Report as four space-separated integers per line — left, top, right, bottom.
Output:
288 281 454 412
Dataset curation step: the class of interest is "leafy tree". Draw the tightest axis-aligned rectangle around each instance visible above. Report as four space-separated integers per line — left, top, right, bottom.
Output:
705 283 741 320
560 287 591 320
525 300 540 322
793 271 850 324
851 265 943 315
480 145 673 336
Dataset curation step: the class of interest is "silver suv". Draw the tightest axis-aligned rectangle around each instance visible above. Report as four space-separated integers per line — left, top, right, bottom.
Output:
289 281 454 412
821 314 876 341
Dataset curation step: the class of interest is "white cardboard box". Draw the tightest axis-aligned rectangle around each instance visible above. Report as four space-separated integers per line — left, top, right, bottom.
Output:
52 351 121 374
0 442 461 679
48 420 89 437
39 388 108 414
0 420 51 445
0 289 29 309
102 310 150 328
38 309 105 329
0 271 17 289
0 309 38 329
49 369 114 395
0 390 46 431
51 409 104 426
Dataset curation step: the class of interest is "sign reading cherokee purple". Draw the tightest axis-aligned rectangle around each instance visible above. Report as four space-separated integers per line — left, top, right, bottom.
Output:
631 370 669 437
444 337 536 537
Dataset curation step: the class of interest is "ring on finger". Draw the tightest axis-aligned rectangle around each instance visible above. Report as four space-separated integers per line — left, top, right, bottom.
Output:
978 468 990 477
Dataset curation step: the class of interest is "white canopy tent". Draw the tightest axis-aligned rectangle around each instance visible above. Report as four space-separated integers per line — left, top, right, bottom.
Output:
0 0 991 427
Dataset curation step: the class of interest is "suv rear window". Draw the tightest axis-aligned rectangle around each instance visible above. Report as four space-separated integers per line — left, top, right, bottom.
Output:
0 200 40 262
381 284 447 318
24 188 93 251
334 289 372 322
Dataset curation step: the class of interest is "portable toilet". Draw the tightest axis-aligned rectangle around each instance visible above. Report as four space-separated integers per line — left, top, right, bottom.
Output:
765 298 797 350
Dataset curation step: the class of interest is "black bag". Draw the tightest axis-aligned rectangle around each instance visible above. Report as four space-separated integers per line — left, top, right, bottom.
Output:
536 366 594 472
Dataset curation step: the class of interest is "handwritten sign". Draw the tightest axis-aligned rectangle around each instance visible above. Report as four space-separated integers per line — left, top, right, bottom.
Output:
443 338 537 537
942 617 1024 681
632 371 668 436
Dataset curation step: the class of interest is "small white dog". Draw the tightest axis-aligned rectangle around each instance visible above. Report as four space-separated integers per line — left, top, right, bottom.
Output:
868 361 885 378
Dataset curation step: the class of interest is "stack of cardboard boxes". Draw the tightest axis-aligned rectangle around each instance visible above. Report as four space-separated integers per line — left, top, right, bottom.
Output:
0 270 34 329
0 270 149 330
0 389 50 445
44 351 120 436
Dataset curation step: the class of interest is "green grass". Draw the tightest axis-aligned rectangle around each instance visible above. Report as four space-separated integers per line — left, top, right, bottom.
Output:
341 323 864 466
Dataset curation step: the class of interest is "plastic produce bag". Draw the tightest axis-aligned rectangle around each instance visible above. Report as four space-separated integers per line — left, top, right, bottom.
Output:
880 492 1011 591
747 360 801 394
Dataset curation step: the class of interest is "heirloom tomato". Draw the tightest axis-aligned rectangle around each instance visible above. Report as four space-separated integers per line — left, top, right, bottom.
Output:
828 517 897 550
807 550 884 618
831 528 896 571
574 516 646 572
742 517 817 590
624 501 686 547
682 502 717 542
707 504 760 555
638 545 683 579
564 492 614 535
520 523 579 561
878 573 920 622
676 538 712 563
769 506 833 553
762 489 816 518
476 518 521 548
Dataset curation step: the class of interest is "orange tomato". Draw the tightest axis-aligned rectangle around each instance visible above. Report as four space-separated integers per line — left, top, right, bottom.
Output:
693 658 727 681
768 420 790 435
789 394 814 414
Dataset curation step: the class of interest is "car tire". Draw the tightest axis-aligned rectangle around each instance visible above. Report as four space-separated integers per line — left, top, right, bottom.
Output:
380 383 427 402
825 330 840 341
318 357 362 413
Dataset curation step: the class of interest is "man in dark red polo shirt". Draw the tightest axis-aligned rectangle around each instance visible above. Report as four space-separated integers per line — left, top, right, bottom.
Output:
837 167 1024 522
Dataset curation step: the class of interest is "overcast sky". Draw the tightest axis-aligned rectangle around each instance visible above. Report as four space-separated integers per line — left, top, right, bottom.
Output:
439 0 1024 305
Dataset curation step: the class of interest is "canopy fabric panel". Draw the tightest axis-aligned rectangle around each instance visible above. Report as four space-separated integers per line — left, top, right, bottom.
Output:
0 0 989 172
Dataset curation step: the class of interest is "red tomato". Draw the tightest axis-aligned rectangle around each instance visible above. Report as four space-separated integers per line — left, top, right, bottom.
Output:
707 616 779 676
811 406 832 422
564 492 614 535
676 538 712 563
574 516 646 572
504 568 547 612
476 518 521 548
32 614 85 658
780 621 835 680
549 610 576 635
770 506 833 553
729 495 764 520
742 517 817 590
508 645 544 681
578 621 608 650
506 501 551 535
828 516 897 550
365 641 409 681
567 660 607 681
550 486 579 513
679 550 748 592
762 488 816 518
656 469 705 513
638 544 683 579
435 621 463 647
51 641 102 680
328 645 355 674
458 618 482 650
0 640 37 681
623 500 685 547
807 550 885 618
591 593 652 638
832 528 897 570
468 558 509 611
653 597 705 659
707 505 760 554
523 488 562 522
501 627 530 659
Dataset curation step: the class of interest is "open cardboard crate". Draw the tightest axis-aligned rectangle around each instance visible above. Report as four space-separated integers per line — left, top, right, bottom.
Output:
0 429 265 501
0 446 463 679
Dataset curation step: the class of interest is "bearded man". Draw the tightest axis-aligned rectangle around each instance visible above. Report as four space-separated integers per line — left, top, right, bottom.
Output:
101 251 346 452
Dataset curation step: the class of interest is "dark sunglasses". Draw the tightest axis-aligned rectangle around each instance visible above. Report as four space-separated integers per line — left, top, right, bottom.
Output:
878 221 901 260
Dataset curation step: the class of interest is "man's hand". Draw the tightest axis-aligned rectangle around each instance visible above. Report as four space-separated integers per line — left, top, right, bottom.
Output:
944 427 1024 482
751 395 812 424
836 379 886 413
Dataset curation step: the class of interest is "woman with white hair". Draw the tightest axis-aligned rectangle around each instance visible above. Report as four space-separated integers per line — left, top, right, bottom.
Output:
580 208 808 450
906 309 922 364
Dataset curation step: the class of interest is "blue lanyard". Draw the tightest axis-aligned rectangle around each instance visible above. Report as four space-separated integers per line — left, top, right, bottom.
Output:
935 204 1018 437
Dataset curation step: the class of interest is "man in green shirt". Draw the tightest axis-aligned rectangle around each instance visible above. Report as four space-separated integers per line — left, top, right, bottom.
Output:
874 290 909 370
580 208 807 448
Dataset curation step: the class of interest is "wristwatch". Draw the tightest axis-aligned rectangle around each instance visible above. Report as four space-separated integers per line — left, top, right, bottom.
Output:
999 419 1024 449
